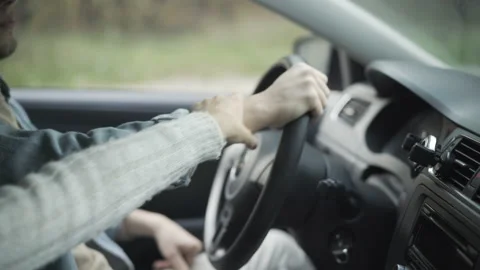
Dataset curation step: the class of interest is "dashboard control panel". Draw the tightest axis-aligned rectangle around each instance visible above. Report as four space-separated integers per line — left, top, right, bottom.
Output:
387 131 480 270
406 201 478 270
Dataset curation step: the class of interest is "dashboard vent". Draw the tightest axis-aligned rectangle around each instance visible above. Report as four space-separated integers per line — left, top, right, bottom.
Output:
338 98 370 126
448 138 480 191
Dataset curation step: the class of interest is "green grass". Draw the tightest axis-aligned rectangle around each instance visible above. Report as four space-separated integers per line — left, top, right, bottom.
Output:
0 18 307 88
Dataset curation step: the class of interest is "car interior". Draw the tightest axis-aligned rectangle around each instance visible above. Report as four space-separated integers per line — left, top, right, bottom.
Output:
8 0 480 270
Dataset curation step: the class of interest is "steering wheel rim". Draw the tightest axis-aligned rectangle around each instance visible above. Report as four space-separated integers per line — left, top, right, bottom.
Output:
204 55 309 270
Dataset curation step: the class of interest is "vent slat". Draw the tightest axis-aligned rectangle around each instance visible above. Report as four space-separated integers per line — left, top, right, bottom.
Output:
456 138 480 204
452 179 467 190
444 138 480 194
452 170 472 182
459 142 480 157
454 149 480 166
450 174 469 186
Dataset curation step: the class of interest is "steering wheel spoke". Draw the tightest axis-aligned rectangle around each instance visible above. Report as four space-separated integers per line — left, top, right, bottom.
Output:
209 204 233 256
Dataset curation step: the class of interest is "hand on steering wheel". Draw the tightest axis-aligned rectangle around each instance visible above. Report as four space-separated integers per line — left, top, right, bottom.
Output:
244 62 330 131
204 56 330 270
193 61 329 150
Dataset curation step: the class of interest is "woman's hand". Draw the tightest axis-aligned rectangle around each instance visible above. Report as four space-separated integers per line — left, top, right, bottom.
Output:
151 216 202 270
117 210 202 270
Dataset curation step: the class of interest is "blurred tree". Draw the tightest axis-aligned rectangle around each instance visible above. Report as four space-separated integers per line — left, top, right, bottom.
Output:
14 0 249 33
218 0 235 21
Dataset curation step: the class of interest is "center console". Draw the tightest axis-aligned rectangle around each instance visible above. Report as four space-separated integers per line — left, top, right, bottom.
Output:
386 131 480 270
406 199 478 270
387 183 480 270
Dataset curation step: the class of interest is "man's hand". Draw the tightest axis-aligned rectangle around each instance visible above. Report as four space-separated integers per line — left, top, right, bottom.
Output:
152 216 202 270
193 94 258 149
193 63 330 148
244 62 330 132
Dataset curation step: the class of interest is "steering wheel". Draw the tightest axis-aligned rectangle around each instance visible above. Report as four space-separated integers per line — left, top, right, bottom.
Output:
204 55 310 270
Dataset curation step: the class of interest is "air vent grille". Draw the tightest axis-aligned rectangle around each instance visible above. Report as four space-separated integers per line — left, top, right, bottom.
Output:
473 172 480 204
449 138 480 191
338 98 370 126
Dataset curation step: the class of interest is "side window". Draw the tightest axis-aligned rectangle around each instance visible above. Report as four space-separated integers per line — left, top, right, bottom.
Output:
1 1 308 94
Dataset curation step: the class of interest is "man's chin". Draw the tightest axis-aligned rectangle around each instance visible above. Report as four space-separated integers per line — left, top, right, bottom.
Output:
0 39 17 60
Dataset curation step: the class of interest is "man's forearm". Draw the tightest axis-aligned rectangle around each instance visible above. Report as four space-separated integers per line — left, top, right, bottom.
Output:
243 94 273 133
1 110 191 185
2 120 155 182
0 112 225 270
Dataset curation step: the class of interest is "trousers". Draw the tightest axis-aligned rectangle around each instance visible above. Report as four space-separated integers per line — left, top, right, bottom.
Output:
189 229 315 270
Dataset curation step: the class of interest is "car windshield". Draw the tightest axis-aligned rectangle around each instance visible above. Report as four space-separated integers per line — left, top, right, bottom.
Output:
351 0 480 73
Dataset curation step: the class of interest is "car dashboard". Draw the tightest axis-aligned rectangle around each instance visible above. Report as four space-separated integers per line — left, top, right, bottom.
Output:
312 61 480 270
